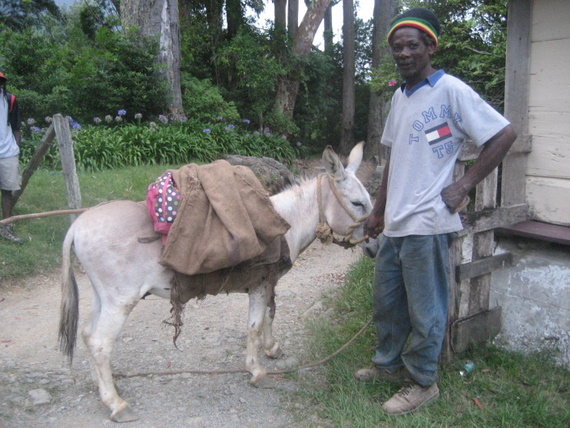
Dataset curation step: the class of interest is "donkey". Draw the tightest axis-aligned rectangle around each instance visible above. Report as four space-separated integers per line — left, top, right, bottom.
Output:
59 143 372 422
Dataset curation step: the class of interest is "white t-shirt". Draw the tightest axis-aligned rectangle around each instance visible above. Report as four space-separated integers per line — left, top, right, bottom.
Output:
0 93 19 159
381 71 510 237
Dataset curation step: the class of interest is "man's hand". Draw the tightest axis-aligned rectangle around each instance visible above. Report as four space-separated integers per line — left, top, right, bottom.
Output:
441 183 470 214
365 211 385 239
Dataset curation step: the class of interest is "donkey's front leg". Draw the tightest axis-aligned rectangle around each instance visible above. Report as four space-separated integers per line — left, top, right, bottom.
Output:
246 285 275 388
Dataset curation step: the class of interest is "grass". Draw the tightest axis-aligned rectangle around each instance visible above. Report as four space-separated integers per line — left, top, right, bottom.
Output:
0 164 182 283
291 257 570 427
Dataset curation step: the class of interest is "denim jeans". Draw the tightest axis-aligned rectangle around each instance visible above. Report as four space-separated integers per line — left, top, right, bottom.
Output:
371 234 454 387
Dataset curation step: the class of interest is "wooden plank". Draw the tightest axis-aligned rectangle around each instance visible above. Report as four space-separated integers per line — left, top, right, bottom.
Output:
525 126 570 180
12 124 56 205
502 0 531 206
458 203 529 236
451 307 502 354
525 177 570 226
497 220 570 246
442 162 468 363
467 169 497 315
456 253 513 282
53 114 82 222
531 0 570 41
529 38 570 108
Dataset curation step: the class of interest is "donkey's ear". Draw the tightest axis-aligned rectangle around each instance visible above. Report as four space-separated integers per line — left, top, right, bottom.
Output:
346 141 364 174
322 145 347 181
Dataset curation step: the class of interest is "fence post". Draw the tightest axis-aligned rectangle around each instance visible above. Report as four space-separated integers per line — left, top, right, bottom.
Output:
52 114 82 223
11 123 56 206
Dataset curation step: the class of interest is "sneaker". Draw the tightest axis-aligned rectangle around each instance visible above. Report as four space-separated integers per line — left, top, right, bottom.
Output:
382 380 439 415
354 366 406 384
0 224 24 244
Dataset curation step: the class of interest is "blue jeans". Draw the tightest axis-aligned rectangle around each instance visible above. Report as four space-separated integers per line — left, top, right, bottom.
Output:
371 234 454 387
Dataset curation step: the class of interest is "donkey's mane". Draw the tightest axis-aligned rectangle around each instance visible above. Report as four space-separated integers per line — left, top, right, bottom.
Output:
274 171 318 195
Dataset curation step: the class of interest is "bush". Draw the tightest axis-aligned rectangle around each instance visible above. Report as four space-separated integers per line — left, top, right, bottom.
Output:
19 119 299 172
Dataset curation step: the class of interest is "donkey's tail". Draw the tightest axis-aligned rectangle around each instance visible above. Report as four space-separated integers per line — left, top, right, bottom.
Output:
59 223 79 364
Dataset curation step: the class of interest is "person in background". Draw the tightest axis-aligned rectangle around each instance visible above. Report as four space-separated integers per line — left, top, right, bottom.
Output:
355 7 516 415
0 70 24 244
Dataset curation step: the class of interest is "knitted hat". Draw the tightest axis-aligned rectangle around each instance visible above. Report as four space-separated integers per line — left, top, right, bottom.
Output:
387 8 441 48
0 71 7 80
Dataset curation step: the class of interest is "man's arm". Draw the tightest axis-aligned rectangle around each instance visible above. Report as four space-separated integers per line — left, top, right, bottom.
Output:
365 157 390 239
441 124 517 213
13 129 21 146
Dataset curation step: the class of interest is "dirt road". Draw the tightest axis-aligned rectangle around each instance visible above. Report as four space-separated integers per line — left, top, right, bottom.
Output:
0 240 364 427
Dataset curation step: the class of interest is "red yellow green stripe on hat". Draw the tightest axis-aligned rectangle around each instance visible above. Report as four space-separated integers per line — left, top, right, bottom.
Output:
387 18 439 48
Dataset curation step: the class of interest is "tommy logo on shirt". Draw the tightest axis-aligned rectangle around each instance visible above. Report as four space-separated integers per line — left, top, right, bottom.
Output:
425 122 452 145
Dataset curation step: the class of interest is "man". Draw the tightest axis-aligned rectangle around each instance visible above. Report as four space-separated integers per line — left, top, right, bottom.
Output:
0 70 24 243
355 8 517 415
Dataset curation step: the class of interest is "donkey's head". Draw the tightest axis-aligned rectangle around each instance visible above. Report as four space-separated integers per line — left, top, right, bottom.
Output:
318 142 373 248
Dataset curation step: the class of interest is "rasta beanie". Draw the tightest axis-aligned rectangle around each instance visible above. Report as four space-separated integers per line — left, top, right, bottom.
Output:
387 7 441 48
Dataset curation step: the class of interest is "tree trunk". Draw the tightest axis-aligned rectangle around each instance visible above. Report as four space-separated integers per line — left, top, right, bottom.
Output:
120 0 183 115
288 0 299 39
274 0 287 31
226 0 244 38
339 0 355 155
274 0 332 119
323 3 333 55
365 0 395 160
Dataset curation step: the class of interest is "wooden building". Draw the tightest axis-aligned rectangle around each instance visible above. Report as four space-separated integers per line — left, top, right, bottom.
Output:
445 0 570 359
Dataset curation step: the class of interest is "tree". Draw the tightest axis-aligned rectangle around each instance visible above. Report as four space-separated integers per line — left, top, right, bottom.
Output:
366 0 395 160
323 3 334 54
0 0 62 30
274 0 333 121
274 0 287 31
288 0 299 38
339 0 355 155
120 0 183 115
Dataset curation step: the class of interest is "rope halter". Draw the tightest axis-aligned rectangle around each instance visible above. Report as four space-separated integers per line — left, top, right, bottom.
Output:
315 174 369 249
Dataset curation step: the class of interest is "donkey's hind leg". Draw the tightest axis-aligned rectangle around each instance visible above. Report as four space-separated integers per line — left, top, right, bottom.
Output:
261 290 284 359
82 295 140 422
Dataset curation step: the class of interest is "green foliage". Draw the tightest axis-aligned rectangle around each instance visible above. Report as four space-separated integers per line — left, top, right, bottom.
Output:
18 119 298 173
0 0 63 31
213 27 286 130
0 15 168 125
181 75 241 123
294 256 570 427
293 49 341 152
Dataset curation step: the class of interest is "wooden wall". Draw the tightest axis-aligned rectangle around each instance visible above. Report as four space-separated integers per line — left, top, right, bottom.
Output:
526 0 570 226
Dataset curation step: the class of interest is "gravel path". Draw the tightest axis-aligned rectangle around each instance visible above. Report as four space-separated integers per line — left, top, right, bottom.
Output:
0 240 363 427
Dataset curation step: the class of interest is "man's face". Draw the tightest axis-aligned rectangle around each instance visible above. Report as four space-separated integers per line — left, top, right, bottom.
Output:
390 27 436 87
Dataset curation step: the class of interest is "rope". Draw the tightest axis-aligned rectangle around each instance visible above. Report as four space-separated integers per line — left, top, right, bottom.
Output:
315 174 368 248
0 208 88 225
114 318 373 379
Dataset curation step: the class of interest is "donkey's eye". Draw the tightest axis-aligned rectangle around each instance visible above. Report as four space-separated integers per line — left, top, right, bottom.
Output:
352 201 364 208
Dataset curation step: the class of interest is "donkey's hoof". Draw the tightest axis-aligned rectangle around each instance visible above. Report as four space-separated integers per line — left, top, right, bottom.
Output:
111 404 139 423
265 343 285 359
252 375 277 389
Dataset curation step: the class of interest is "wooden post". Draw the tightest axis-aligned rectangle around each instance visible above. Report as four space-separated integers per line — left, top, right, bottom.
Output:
502 0 532 207
52 114 82 222
11 124 56 205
